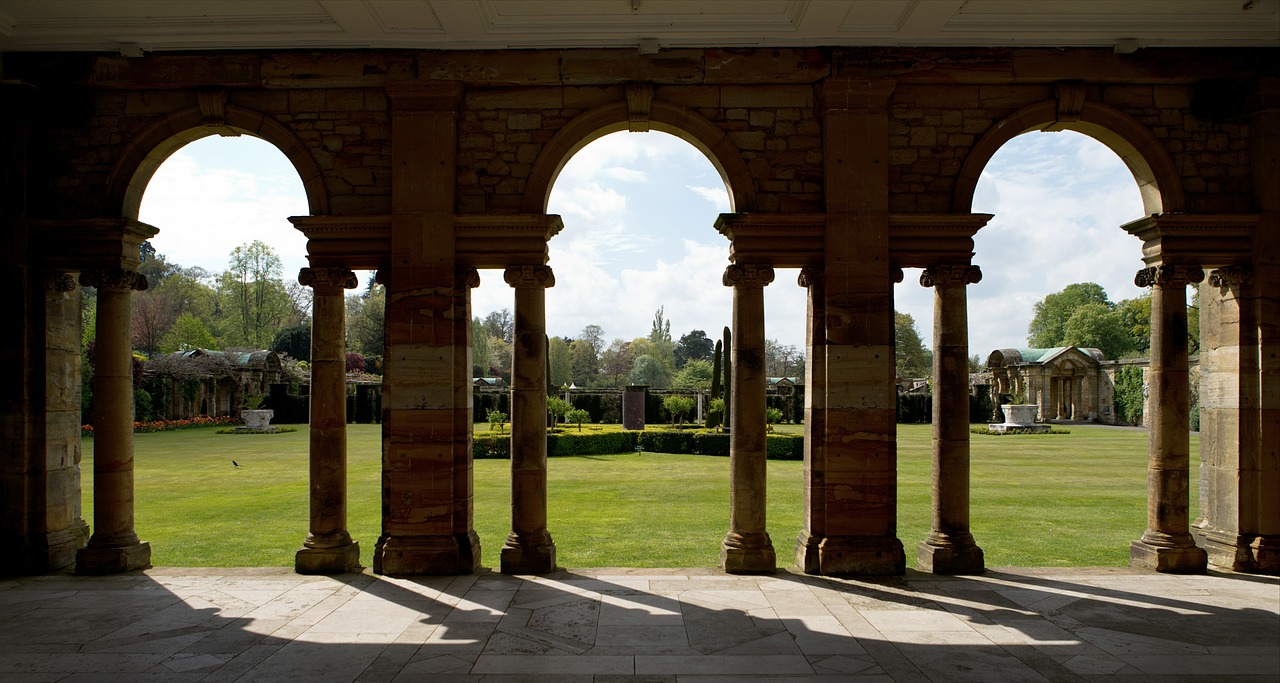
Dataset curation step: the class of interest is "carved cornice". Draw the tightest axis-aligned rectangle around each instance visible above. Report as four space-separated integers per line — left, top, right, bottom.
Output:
797 266 823 288
1208 265 1252 288
299 266 358 290
1134 264 1205 287
1121 214 1257 267
1055 81 1087 123
46 271 77 293
723 263 775 288
80 268 148 292
504 265 555 288
459 265 481 289
920 265 982 287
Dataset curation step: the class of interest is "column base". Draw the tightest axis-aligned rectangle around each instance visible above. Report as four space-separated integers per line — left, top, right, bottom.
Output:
917 539 984 575
1130 538 1207 573
721 532 776 574
75 541 151 575
374 534 480 575
797 533 905 576
500 535 556 575
1195 527 1280 575
296 541 361 575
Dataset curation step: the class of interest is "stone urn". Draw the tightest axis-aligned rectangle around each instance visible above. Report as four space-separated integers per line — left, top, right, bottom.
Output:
1000 404 1039 426
240 409 275 430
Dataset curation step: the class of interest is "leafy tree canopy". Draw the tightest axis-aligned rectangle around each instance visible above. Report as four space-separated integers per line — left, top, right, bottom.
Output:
1027 282 1112 348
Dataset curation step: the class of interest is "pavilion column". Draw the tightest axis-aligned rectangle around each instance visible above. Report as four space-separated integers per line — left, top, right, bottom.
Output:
501 265 556 574
76 268 150 574
918 265 984 574
453 267 482 570
796 266 826 572
1131 264 1208 572
721 263 776 574
295 266 360 574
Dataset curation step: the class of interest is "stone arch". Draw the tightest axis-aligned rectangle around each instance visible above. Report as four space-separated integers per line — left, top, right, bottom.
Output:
953 99 1185 216
522 100 755 214
104 105 329 219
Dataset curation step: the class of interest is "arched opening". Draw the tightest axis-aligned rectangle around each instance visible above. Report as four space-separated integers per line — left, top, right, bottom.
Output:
473 129 806 567
907 128 1196 567
79 133 362 567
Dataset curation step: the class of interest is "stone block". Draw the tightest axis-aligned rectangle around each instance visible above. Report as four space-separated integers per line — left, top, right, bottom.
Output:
721 84 814 109
507 113 543 130
560 49 704 85
977 85 1050 109
325 89 367 112
124 90 192 115
656 85 719 108
468 87 563 110
420 50 561 84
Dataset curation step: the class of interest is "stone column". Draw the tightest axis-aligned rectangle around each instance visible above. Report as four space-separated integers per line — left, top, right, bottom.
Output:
501 265 556 574
918 265 984 574
296 266 360 574
453 267 482 569
796 266 826 572
721 263 776 573
811 78 905 576
76 268 150 574
1131 265 1208 572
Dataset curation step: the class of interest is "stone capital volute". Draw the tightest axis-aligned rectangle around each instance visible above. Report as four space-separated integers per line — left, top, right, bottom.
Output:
920 265 982 288
723 263 775 288
47 271 78 293
1208 265 1252 288
797 266 823 288
504 265 555 289
298 266 358 290
79 268 148 292
1135 264 1205 288
459 266 481 289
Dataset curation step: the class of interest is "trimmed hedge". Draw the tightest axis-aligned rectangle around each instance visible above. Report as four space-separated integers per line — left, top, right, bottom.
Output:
473 429 803 460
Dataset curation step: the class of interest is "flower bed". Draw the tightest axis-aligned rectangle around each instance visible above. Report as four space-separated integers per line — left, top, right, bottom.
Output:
81 416 240 437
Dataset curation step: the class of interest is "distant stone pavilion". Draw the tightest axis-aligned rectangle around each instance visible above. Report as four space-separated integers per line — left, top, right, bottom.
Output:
986 347 1114 424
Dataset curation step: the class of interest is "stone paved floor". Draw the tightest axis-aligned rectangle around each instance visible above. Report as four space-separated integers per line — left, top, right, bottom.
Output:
1 566 1277 682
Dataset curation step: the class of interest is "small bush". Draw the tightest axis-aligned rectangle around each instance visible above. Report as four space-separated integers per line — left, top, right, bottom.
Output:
473 434 511 459
638 430 695 454
692 432 731 456
765 407 783 424
766 433 804 460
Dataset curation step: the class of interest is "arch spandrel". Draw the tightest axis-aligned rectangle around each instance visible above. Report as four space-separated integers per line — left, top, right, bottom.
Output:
953 99 1185 217
521 100 755 215
105 105 330 220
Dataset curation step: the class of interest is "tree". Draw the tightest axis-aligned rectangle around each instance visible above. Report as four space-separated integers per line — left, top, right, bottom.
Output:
599 338 634 387
672 358 714 390
548 336 571 387
674 329 714 369
482 309 514 344
546 396 570 425
1027 282 1111 348
160 312 218 353
272 324 311 361
627 354 670 388
649 306 672 345
218 240 292 348
662 394 695 424
568 339 598 386
472 317 492 376
1115 294 1151 356
346 283 385 358
764 339 802 377
579 324 605 356
894 311 932 378
1062 302 1134 359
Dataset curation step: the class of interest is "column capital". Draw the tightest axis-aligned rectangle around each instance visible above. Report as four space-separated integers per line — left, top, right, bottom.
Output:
797 266 823 288
299 266 358 290
723 263 775 288
79 268 147 292
891 267 905 284
459 265 481 289
46 271 78 293
504 264 555 289
920 265 981 288
1208 265 1252 288
1135 264 1204 288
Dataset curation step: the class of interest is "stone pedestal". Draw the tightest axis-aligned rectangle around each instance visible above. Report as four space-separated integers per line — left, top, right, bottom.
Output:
76 270 151 575
917 265 985 575
295 267 361 574
1130 265 1207 573
501 265 557 574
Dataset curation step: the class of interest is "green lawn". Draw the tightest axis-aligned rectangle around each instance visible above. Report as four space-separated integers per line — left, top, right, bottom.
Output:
81 423 1197 569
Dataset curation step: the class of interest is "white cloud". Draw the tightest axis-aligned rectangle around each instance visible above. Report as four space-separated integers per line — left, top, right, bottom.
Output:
688 184 731 212
604 166 648 183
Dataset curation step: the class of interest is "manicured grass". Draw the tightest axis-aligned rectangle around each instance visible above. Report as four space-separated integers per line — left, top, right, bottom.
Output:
82 423 1197 569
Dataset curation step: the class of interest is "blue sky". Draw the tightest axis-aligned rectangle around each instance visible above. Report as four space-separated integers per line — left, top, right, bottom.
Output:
140 128 1146 359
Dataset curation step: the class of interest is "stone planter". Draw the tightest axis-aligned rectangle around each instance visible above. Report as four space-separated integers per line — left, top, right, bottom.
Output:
240 409 275 430
989 404 1049 434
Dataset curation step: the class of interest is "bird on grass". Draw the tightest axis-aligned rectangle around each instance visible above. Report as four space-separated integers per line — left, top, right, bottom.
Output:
232 460 240 468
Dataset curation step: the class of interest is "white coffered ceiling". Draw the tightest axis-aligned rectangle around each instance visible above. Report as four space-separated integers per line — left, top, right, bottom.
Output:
0 1 1276 54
